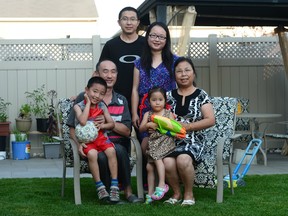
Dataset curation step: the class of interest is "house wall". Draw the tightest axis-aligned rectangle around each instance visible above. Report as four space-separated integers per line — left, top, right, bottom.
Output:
0 35 287 156
0 22 98 39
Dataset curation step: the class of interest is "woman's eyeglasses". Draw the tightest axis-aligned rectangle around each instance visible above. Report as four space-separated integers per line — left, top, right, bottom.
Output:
149 34 167 41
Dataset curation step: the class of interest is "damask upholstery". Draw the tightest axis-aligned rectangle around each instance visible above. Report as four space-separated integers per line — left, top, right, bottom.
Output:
194 97 237 203
57 98 90 172
56 98 143 205
57 99 76 166
234 98 252 143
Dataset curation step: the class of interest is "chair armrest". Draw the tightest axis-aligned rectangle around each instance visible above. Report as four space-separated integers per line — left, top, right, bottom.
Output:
52 136 64 142
69 138 80 165
130 136 144 199
216 136 226 167
234 130 251 135
231 134 242 139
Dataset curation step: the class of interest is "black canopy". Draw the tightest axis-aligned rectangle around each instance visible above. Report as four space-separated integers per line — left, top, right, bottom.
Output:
137 0 288 26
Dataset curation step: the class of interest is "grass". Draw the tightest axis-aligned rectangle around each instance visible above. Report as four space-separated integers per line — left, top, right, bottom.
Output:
0 175 287 216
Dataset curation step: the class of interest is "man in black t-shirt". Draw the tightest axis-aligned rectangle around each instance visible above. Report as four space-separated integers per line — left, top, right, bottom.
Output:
99 6 145 112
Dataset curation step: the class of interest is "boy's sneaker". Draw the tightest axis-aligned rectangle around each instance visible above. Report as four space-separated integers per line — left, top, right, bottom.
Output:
97 186 109 200
109 186 120 202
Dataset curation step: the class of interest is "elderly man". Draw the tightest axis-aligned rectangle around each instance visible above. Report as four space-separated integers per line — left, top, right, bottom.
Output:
67 59 142 204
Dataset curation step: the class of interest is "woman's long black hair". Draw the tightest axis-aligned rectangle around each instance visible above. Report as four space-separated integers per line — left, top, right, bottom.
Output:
140 22 174 79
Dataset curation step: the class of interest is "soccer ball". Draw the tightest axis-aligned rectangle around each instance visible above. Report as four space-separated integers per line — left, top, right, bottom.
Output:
75 121 98 143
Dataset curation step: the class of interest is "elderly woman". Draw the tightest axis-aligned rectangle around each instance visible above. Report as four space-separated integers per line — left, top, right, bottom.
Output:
163 57 215 206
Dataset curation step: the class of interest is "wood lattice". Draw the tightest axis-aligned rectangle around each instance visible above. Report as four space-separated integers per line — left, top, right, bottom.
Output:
0 43 93 61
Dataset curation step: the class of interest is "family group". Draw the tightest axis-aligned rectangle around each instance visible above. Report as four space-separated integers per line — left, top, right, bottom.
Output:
66 6 215 206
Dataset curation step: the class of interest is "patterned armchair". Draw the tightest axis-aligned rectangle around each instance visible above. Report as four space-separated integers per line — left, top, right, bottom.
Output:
56 98 143 205
194 97 237 203
264 121 288 156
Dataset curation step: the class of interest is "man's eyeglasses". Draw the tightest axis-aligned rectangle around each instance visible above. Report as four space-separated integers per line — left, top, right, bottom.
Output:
149 34 167 41
120 17 138 23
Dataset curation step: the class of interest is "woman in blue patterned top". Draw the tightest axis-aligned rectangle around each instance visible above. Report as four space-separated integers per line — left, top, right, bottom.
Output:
131 21 178 152
164 57 215 206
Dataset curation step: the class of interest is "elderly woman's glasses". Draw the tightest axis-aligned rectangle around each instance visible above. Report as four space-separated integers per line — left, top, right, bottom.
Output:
175 69 192 74
149 34 167 41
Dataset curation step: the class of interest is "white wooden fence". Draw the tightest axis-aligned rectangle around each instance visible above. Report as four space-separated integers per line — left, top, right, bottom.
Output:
0 35 287 156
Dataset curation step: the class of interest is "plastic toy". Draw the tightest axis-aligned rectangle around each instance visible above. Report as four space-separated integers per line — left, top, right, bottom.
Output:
224 138 263 188
150 114 186 139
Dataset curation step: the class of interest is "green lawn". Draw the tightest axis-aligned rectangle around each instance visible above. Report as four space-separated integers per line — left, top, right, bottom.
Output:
0 175 287 216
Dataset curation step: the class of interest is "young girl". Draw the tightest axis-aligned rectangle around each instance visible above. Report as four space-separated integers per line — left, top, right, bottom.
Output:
139 86 176 204
74 76 119 202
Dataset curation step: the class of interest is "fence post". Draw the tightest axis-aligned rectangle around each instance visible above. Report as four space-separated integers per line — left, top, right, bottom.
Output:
92 35 101 70
208 34 219 96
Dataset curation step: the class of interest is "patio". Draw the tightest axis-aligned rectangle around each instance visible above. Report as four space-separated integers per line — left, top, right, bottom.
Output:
0 152 287 179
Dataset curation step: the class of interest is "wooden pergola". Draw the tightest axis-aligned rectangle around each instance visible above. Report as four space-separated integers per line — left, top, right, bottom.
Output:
137 0 288 77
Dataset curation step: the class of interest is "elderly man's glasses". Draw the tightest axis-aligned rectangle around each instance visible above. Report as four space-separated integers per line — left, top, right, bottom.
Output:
149 34 167 41
120 17 138 23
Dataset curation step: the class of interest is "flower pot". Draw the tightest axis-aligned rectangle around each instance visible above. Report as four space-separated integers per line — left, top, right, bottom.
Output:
0 136 7 151
0 122 11 136
12 140 31 160
43 142 61 159
15 118 32 132
10 133 27 159
36 118 48 132
0 151 6 160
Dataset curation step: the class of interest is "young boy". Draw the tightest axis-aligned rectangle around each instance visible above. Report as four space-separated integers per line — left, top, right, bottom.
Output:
74 76 119 202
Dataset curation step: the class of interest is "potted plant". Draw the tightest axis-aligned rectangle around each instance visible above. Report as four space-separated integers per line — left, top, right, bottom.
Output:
11 128 31 160
0 97 11 134
15 103 32 132
42 90 61 159
0 97 11 152
25 85 50 132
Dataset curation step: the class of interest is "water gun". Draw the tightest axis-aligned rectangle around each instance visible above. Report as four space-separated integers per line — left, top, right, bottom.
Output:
150 114 186 139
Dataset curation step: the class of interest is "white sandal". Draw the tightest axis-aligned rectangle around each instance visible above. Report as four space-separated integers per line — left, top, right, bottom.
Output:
181 199 195 206
164 197 182 205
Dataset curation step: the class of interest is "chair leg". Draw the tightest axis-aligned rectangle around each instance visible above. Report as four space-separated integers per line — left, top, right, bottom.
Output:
61 156 67 197
282 140 288 155
216 165 223 203
61 140 66 197
216 137 226 203
70 138 82 205
130 137 144 199
263 136 269 166
259 146 267 166
228 161 234 195
73 161 81 205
